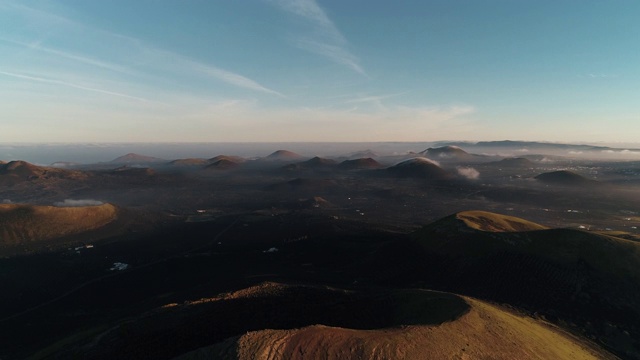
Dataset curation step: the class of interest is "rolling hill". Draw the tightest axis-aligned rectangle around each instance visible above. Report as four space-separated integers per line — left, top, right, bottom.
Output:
110 153 165 164
535 170 599 186
386 157 451 180
205 158 241 170
208 155 245 164
283 156 337 171
338 157 382 170
420 146 472 160
49 282 612 360
299 156 336 167
169 158 209 166
0 203 118 249
0 160 87 185
265 150 303 161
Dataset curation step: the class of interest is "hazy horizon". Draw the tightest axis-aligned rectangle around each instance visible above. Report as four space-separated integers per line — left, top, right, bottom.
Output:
2 1 639 143
3 140 640 165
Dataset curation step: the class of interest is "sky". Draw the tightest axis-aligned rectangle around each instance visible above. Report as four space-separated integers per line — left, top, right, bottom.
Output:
1 0 639 143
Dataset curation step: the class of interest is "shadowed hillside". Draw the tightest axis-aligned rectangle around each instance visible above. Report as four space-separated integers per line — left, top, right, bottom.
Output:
208 155 245 164
535 170 599 186
338 157 382 170
413 211 640 358
282 157 336 171
44 282 610 360
265 150 303 161
420 146 471 160
205 159 241 170
386 158 451 180
169 158 208 166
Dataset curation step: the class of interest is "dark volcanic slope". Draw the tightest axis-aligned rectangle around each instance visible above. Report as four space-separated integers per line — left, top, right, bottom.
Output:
386 157 451 180
338 157 382 170
420 146 471 160
535 170 598 186
205 159 241 170
208 155 245 163
413 210 640 358
50 282 610 360
299 156 336 167
169 158 209 166
282 157 337 171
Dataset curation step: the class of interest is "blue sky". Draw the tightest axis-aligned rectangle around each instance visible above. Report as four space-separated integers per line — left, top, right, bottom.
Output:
1 0 639 143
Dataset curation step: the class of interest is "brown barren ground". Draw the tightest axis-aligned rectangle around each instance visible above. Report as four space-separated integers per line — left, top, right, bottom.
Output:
175 284 611 360
0 203 117 247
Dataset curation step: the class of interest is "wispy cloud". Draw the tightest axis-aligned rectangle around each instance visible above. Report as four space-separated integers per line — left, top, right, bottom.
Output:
0 37 136 76
269 0 365 75
135 46 285 97
296 39 365 75
344 92 406 104
2 1 284 97
583 73 619 79
185 58 286 98
270 0 344 42
0 70 149 102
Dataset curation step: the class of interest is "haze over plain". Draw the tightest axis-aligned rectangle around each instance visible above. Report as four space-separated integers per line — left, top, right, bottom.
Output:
1 0 639 143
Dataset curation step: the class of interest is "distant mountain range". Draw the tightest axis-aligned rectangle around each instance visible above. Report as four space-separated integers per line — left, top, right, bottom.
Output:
435 140 638 152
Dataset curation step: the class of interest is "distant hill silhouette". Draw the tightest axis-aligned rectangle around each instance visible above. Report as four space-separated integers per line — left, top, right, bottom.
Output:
437 140 612 152
345 149 378 159
208 155 245 163
205 159 241 170
169 158 209 166
338 158 382 170
110 153 165 164
420 146 471 160
534 170 598 186
0 160 42 178
386 157 451 180
0 160 87 185
301 156 336 167
283 156 336 170
264 150 303 161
